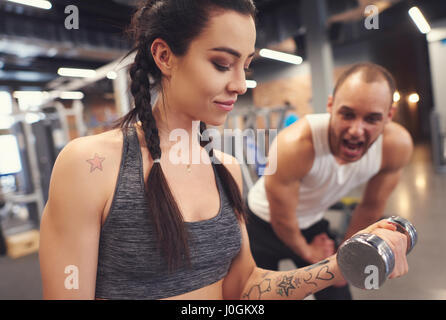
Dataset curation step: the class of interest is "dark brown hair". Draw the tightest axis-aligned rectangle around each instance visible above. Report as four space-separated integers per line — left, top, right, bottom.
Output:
333 63 397 106
115 0 256 272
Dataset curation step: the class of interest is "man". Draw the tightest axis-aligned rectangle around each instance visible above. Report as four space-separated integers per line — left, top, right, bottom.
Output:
246 63 414 300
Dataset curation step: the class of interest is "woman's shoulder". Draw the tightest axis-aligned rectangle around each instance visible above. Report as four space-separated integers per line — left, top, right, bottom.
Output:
49 128 125 208
64 128 124 157
56 128 125 173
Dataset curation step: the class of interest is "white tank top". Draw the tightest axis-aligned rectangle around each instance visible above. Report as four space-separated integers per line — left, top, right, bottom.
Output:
247 113 383 229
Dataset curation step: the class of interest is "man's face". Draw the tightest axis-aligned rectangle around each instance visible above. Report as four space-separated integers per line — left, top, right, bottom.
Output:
327 73 395 164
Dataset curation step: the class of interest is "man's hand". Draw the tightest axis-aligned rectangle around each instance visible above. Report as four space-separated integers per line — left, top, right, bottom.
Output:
308 234 349 287
306 233 335 264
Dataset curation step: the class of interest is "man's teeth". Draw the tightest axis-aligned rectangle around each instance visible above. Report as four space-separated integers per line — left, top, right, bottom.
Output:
344 140 363 150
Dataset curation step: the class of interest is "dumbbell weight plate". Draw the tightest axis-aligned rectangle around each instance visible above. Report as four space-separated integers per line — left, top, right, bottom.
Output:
336 233 395 289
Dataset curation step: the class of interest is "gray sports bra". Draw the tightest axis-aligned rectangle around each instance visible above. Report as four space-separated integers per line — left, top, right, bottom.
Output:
95 126 242 299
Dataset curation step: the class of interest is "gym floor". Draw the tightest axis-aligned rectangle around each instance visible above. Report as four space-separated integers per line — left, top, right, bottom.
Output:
0 143 444 300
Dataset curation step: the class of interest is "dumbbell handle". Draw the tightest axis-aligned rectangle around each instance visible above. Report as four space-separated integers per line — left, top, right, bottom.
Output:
386 216 417 254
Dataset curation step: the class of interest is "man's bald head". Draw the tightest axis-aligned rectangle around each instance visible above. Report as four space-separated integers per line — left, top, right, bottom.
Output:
333 63 396 108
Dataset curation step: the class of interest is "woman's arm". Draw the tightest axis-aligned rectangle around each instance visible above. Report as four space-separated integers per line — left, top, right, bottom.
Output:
220 151 408 300
225 217 407 300
39 137 109 299
223 219 342 300
241 255 339 300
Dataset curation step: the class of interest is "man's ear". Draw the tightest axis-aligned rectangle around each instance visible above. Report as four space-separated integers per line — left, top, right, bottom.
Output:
327 95 334 113
386 105 397 123
150 38 176 77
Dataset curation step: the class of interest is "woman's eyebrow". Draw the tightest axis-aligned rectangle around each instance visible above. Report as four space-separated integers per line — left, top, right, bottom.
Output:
209 47 256 58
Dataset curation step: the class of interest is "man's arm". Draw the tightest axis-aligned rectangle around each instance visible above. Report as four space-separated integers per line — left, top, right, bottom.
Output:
343 122 414 240
343 168 403 240
263 119 319 262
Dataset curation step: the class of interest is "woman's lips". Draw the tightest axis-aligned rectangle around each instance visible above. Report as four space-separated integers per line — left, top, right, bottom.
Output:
214 100 235 111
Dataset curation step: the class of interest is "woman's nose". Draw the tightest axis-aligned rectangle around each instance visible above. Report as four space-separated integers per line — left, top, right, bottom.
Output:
227 70 247 95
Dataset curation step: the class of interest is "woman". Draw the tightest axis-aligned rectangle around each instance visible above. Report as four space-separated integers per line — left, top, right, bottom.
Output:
39 0 409 300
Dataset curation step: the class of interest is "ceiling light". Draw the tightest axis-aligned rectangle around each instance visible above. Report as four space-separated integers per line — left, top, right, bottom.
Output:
59 91 84 100
7 0 52 10
408 93 420 104
246 80 257 89
13 90 48 99
259 49 303 65
393 91 401 103
57 67 96 78
409 7 431 34
106 71 117 80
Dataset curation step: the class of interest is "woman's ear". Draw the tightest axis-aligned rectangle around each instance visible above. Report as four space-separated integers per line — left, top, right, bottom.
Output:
151 38 176 77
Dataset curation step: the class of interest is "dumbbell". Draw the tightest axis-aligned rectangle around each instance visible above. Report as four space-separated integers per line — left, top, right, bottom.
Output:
336 216 417 289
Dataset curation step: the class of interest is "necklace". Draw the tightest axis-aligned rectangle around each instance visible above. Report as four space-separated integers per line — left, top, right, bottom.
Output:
177 149 192 173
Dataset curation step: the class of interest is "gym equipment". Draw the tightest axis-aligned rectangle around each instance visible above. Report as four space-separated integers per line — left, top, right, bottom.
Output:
328 197 360 246
222 104 293 194
430 110 446 173
284 113 299 128
336 216 417 289
4 229 40 259
1 98 85 228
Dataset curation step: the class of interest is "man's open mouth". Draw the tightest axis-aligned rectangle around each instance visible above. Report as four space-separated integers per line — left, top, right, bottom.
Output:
342 139 364 151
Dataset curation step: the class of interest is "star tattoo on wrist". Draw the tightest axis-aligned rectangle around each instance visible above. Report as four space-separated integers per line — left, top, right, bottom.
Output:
86 153 105 172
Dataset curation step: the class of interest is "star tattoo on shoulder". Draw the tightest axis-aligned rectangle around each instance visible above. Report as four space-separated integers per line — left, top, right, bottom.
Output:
86 153 105 172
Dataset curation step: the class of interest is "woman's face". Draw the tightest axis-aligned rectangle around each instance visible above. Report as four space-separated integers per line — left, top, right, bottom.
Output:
166 10 256 126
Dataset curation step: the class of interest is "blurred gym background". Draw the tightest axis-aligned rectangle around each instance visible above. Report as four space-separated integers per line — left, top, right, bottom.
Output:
0 0 445 299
